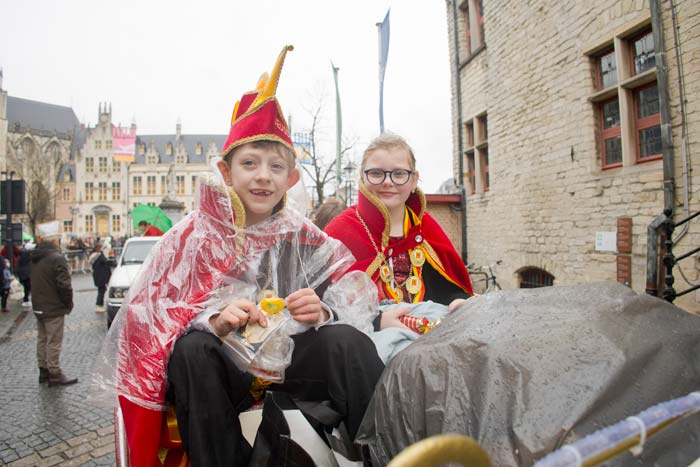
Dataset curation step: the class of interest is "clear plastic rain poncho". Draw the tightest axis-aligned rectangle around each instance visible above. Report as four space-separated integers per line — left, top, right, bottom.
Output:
91 160 378 411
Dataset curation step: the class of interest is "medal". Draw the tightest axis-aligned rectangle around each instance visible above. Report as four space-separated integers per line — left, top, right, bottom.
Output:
380 264 393 283
410 248 425 267
405 275 423 295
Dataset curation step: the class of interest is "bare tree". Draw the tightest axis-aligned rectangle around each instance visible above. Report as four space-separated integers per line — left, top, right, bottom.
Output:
8 137 65 236
296 91 356 207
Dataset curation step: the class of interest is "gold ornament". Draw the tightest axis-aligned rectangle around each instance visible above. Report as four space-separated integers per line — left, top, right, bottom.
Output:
380 264 393 283
405 275 423 295
410 248 426 267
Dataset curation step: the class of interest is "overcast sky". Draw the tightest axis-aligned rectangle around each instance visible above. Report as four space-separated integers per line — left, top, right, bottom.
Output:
1 0 455 192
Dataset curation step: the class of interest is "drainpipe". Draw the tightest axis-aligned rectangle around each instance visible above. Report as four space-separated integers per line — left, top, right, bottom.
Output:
450 0 468 263
646 0 675 295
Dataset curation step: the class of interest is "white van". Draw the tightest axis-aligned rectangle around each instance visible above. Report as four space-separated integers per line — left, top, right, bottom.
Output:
106 236 159 328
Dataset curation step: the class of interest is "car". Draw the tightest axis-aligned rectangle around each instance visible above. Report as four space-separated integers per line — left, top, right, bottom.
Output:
106 236 159 328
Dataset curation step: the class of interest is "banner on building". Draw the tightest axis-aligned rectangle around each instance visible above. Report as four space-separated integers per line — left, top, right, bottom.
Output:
112 125 136 162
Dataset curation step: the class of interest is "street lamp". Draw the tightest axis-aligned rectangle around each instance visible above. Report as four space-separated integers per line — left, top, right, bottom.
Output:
342 161 356 205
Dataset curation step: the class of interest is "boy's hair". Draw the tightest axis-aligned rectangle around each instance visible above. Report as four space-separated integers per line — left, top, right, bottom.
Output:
312 197 347 230
224 140 296 168
138 221 148 227
361 132 417 171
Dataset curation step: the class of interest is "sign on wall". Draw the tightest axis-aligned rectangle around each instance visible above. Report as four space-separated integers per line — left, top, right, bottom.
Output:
113 125 136 162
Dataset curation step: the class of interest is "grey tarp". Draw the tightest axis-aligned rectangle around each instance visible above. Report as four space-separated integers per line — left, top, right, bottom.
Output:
356 282 700 466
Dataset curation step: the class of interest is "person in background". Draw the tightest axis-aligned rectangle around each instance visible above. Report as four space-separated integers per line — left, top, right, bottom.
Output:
89 242 112 313
311 197 346 230
32 227 77 386
1 258 11 313
138 220 163 237
18 240 34 308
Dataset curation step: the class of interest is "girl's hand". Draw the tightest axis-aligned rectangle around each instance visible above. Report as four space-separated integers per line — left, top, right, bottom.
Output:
448 298 467 313
380 307 411 330
286 288 328 324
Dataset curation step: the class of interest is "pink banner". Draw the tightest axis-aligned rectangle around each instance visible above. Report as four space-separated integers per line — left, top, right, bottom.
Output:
112 125 136 162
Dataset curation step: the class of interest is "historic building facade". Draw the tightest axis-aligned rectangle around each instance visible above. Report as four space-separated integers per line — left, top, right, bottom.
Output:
446 0 700 310
0 80 228 239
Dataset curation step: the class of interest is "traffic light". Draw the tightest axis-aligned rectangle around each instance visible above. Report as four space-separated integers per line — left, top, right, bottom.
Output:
0 180 26 214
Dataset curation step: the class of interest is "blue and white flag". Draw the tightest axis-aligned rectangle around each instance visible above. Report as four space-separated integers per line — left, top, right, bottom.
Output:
377 9 390 133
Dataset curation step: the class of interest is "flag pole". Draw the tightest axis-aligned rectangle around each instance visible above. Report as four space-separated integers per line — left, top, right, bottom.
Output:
377 9 390 134
332 63 343 187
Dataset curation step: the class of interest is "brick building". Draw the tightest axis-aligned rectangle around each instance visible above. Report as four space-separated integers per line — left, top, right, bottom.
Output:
446 0 700 310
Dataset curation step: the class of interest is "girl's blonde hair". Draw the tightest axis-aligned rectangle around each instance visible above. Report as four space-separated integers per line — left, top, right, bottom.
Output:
361 132 417 171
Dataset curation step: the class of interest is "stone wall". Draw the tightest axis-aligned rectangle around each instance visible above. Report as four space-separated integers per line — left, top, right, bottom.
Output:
446 0 700 312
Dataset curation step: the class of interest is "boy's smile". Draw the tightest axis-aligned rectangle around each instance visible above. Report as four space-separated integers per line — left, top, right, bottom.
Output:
218 143 300 226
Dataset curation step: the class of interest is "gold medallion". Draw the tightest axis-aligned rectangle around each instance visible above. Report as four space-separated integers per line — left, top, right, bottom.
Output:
394 288 403 302
379 264 393 283
410 248 426 267
405 275 423 295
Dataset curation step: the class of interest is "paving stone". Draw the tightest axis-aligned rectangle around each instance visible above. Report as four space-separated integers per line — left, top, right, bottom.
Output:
90 444 115 458
65 432 97 448
37 455 64 466
96 425 114 437
63 442 93 459
57 452 92 466
38 442 69 458
89 435 114 449
8 453 41 466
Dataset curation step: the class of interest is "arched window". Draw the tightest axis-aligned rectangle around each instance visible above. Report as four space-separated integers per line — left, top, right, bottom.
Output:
519 267 554 288
21 138 35 158
166 143 173 155
47 143 61 160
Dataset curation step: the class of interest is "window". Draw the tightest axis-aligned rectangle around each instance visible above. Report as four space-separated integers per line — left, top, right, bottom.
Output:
196 143 203 155
106 140 113 149
112 215 121 233
463 114 489 193
98 182 108 201
635 84 661 161
63 220 73 233
631 30 655 75
587 24 660 170
161 176 167 195
62 187 71 201
596 49 617 89
139 144 145 155
520 267 555 288
86 158 94 173
460 0 484 58
85 182 94 201
147 176 156 195
176 154 185 164
600 98 622 168
21 138 35 157
48 143 61 160
112 159 120 172
98 157 108 173
95 140 102 150
133 176 142 195
166 143 173 155
112 182 120 200
192 175 197 194
85 215 94 232
177 175 185 195
148 155 158 165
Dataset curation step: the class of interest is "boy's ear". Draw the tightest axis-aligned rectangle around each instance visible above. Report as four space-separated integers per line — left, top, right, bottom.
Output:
217 159 233 185
287 166 301 189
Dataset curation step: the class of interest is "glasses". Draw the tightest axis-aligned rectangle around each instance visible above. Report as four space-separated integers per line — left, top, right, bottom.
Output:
363 168 414 185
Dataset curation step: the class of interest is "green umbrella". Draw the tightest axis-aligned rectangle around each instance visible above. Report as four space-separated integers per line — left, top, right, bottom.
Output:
131 204 173 234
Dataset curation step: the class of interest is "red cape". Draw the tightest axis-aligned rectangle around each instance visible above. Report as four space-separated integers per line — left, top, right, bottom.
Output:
142 225 164 236
325 184 472 299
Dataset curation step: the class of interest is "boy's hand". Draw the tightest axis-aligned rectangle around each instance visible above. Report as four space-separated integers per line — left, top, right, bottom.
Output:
286 288 328 324
380 307 411 330
448 298 467 313
210 299 267 337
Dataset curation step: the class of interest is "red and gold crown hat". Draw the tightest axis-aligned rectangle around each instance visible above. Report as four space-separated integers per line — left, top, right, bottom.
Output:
221 45 295 159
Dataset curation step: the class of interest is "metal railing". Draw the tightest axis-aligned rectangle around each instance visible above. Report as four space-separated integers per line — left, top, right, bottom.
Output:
659 208 700 302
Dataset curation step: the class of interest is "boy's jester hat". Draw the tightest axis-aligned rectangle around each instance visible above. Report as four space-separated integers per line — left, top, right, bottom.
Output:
221 45 295 159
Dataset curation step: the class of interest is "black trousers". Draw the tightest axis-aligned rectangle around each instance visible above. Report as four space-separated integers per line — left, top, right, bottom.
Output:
1 287 9 309
96 285 106 306
20 278 30 302
167 325 384 467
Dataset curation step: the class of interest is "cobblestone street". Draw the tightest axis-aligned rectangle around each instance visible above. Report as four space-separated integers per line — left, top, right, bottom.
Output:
0 273 116 466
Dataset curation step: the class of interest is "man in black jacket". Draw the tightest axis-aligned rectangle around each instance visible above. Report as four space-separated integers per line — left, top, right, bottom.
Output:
31 229 77 386
89 242 112 312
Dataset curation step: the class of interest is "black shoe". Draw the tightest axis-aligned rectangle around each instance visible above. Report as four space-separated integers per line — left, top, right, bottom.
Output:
39 368 49 384
48 372 78 387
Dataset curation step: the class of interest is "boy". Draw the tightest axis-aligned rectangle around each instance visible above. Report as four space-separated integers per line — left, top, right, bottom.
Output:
99 46 384 467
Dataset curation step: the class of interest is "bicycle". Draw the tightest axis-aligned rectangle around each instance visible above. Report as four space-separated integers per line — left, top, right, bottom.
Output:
467 260 502 295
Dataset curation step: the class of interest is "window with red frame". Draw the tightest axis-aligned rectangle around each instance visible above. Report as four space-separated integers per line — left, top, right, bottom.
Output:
635 83 661 161
631 30 655 75
466 151 476 194
460 0 484 58
596 49 617 89
480 148 489 192
520 267 555 288
600 98 622 168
